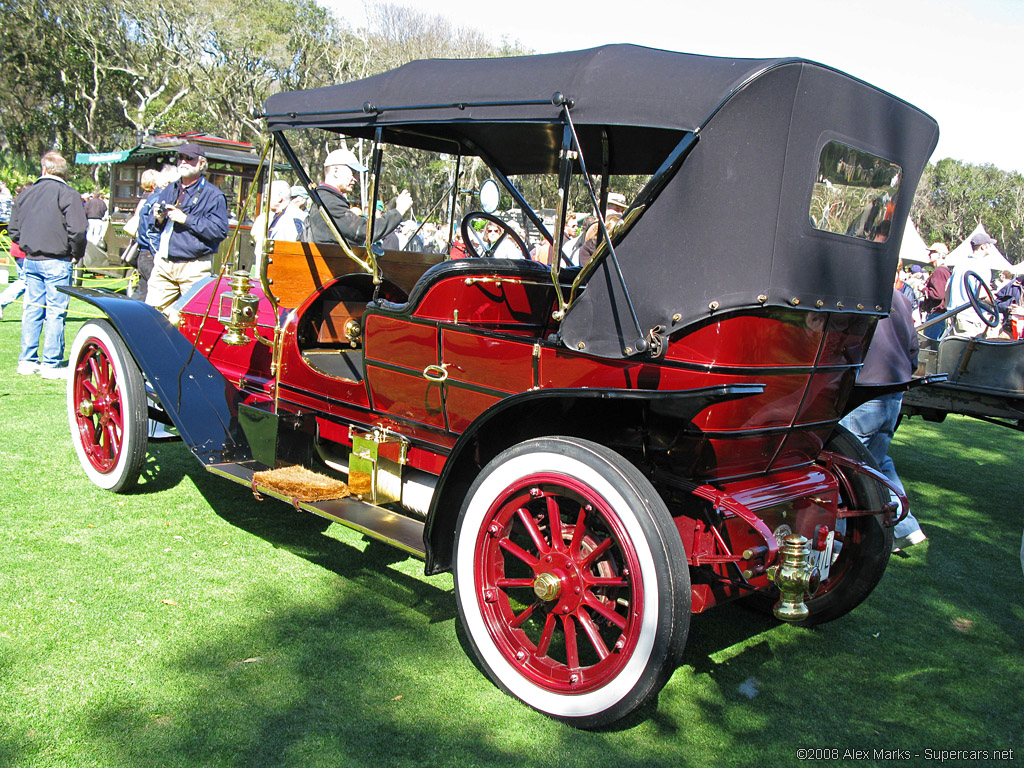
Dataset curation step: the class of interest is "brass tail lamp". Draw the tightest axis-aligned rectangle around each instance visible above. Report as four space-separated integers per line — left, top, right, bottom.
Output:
767 534 821 622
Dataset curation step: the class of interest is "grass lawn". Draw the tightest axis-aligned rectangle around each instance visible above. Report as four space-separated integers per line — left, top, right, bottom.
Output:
1 299 1022 767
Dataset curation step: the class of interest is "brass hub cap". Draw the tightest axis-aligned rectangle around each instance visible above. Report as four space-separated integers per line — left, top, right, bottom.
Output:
78 399 94 418
532 572 562 602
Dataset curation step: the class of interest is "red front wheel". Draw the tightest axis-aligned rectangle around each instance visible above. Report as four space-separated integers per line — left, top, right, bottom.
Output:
454 437 689 728
66 320 148 492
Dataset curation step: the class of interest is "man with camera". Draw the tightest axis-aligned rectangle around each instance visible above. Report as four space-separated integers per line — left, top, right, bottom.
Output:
146 142 228 315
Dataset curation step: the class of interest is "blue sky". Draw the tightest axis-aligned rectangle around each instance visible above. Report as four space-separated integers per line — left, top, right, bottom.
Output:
323 0 1024 173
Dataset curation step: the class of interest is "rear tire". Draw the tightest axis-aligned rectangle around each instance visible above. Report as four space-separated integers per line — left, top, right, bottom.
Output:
746 425 893 626
453 436 689 728
67 320 148 492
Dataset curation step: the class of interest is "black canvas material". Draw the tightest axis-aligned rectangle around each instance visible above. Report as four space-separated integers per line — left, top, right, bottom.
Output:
264 45 939 358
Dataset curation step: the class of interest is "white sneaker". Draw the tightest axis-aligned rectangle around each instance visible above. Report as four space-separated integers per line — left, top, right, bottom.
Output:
39 365 68 380
895 529 927 550
16 360 39 375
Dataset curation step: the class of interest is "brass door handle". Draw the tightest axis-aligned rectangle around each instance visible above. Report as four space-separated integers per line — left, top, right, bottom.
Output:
422 363 449 382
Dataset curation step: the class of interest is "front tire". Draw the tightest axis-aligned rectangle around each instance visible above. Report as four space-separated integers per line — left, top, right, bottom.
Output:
67 319 148 492
453 437 689 728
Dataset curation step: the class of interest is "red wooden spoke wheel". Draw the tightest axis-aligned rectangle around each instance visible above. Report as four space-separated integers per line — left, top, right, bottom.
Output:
454 437 689 728
67 320 148 492
475 475 644 694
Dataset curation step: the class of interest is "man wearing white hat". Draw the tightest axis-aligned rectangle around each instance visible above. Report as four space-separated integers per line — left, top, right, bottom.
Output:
946 231 996 337
302 148 412 246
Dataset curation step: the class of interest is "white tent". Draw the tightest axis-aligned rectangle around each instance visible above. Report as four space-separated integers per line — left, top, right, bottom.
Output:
947 223 1018 273
899 219 932 264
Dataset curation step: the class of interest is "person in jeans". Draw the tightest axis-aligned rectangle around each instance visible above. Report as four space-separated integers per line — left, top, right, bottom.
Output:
8 151 86 379
840 288 926 551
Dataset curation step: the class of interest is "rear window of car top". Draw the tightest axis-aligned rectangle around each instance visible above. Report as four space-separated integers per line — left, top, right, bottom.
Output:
809 140 902 244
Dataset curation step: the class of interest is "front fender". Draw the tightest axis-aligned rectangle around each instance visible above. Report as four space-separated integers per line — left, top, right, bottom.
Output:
64 286 252 466
422 382 765 574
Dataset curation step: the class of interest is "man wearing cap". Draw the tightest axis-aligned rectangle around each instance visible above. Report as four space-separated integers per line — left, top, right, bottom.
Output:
919 242 951 340
302 148 412 246
288 185 310 212
946 232 996 337
146 142 229 314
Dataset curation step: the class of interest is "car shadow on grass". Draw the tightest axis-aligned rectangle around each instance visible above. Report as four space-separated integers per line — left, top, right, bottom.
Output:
185 457 457 626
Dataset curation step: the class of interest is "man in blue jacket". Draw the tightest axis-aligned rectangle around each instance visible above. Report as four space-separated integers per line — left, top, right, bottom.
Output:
8 151 86 378
146 143 228 315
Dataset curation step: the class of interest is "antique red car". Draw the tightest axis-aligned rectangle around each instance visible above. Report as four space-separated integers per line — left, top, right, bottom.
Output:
63 45 938 727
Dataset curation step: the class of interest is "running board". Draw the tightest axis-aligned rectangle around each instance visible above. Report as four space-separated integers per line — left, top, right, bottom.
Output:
207 462 426 559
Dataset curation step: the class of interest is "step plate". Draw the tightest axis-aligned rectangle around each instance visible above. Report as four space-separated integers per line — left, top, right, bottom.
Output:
207 462 426 559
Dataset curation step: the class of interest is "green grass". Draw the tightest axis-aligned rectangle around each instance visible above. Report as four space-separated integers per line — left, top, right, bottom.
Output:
1 301 1022 767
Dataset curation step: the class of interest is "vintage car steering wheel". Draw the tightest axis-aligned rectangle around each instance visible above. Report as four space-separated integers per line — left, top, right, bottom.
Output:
461 212 532 260
963 270 1000 328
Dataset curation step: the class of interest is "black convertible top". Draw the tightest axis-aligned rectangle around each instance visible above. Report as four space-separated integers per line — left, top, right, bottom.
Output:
264 45 939 358
264 45 788 175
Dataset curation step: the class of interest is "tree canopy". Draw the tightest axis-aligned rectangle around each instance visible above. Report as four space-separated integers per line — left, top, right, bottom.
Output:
912 158 1024 265
0 0 524 159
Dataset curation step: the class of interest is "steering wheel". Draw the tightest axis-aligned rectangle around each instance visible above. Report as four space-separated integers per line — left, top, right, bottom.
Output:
964 270 1000 328
460 212 532 260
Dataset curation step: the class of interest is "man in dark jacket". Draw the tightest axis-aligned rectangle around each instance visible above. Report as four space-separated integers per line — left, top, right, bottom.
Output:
302 148 412 246
146 142 228 315
84 190 107 244
839 289 926 550
8 151 86 378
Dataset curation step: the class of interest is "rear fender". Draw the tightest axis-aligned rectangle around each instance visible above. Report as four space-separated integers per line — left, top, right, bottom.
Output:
63 287 252 466
422 383 764 574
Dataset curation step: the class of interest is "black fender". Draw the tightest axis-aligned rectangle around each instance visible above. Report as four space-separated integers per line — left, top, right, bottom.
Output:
63 286 252 466
422 382 764 574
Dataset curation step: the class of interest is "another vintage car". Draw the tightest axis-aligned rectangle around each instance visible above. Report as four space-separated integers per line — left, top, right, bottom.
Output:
902 273 1024 432
63 45 938 727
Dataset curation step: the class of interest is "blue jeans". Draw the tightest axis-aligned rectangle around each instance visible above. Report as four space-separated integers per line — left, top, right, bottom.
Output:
20 258 73 368
921 309 945 341
839 392 923 539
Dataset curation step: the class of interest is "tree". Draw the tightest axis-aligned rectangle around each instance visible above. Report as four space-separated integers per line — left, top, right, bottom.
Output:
912 158 1024 266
